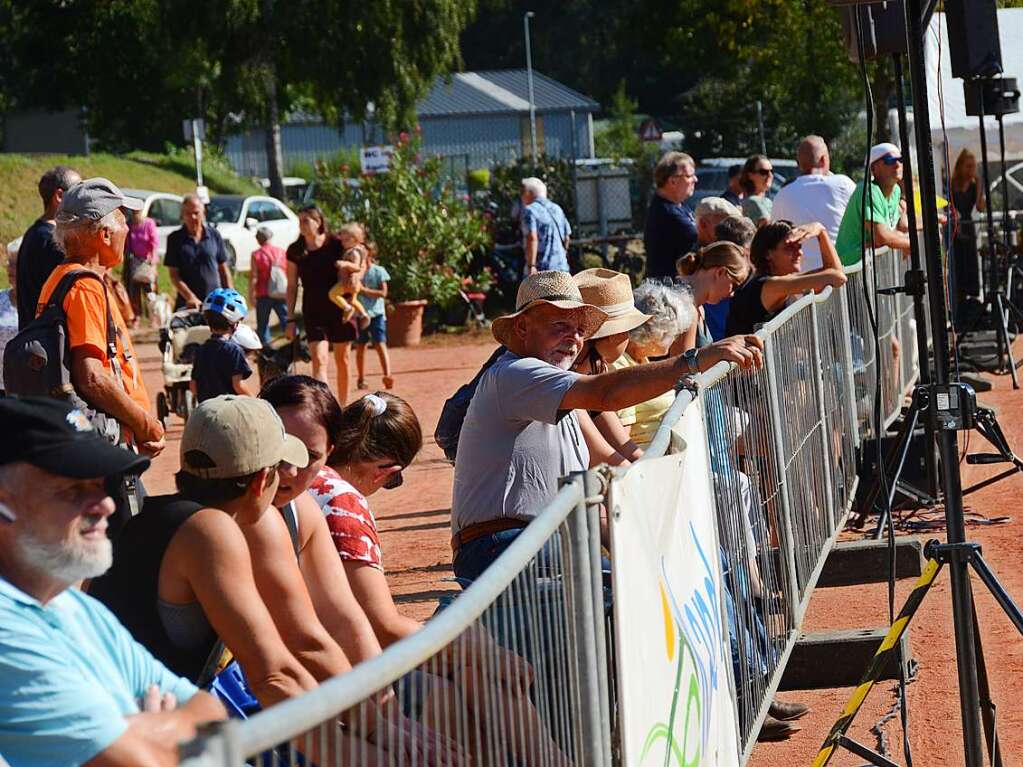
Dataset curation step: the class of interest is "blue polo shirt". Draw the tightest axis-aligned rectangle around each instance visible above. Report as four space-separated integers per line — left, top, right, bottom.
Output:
644 195 697 280
521 198 572 273
165 224 228 309
0 578 198 767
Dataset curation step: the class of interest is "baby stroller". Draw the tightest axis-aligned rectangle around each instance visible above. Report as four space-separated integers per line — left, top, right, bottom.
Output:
155 309 210 428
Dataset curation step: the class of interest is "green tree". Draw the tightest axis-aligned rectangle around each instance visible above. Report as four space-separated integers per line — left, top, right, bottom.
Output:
0 0 475 195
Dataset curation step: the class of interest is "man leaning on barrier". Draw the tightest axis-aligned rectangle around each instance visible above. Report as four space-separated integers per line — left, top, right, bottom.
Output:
0 397 225 767
450 270 764 581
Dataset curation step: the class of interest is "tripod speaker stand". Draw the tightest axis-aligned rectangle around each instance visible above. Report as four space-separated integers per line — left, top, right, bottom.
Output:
954 76 1023 388
821 1 1023 765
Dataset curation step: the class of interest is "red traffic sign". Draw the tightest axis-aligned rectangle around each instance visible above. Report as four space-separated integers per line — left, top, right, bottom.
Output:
638 118 662 142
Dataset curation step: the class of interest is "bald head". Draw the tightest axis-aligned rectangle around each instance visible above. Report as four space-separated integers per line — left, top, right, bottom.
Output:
797 135 829 175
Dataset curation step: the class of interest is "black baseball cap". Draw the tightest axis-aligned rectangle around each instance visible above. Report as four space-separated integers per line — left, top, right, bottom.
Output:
0 398 150 479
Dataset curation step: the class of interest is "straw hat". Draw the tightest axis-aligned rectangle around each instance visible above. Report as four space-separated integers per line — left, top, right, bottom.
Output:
491 271 608 348
572 268 651 340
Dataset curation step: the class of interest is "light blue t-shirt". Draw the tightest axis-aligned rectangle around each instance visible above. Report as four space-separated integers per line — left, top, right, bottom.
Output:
0 578 198 767
360 263 390 318
451 351 588 534
521 199 572 273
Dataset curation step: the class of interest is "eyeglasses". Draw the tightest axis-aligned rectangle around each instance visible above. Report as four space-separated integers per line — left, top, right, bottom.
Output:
753 168 774 177
881 154 903 166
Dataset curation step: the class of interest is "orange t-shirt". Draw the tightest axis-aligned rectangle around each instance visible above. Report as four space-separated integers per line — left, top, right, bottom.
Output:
36 263 151 419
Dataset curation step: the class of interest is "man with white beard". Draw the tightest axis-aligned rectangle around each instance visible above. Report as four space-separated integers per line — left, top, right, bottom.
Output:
0 397 224 767
450 271 764 580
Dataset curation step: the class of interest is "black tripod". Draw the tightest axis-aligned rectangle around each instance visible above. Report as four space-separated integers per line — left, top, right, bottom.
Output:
851 49 940 534
825 2 1023 765
954 78 1023 388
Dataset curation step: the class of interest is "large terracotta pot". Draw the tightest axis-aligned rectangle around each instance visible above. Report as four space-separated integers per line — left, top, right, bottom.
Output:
387 299 428 347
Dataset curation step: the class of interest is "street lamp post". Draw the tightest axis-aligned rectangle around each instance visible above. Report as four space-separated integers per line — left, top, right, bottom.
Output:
524 11 537 158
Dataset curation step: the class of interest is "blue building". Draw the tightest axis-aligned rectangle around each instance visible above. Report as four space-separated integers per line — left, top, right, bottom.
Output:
223 69 599 178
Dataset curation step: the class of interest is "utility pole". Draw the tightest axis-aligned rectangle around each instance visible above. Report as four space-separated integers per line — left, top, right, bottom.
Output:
524 11 537 159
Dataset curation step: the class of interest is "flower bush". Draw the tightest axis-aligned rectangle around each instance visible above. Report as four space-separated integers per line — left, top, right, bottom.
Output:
315 130 491 308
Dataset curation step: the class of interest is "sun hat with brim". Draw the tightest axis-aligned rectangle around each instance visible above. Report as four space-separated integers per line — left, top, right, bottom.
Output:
180 395 308 479
0 397 149 479
55 177 143 225
491 270 609 348
573 268 652 340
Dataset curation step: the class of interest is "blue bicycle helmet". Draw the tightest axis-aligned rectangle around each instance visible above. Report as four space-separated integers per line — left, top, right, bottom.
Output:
202 288 248 324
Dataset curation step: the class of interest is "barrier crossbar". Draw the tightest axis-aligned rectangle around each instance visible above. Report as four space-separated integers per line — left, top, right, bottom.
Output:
178 247 920 766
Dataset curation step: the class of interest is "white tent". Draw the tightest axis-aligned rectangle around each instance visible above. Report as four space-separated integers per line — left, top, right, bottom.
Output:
924 9 1023 203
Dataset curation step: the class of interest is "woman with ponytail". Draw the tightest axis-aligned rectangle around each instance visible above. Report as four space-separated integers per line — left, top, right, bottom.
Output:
674 240 751 351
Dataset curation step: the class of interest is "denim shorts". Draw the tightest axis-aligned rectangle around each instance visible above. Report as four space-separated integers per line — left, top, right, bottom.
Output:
356 314 387 345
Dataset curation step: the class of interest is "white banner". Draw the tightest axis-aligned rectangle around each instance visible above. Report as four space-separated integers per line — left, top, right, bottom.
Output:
610 399 740 766
359 144 394 174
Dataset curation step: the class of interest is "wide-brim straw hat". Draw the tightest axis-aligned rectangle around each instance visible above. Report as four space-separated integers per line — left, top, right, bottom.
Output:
572 268 651 340
492 270 609 348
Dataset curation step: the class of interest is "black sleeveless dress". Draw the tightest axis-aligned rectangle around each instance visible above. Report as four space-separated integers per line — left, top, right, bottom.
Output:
952 182 980 298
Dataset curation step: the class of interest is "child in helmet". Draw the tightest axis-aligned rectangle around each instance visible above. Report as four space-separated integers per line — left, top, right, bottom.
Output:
189 288 257 401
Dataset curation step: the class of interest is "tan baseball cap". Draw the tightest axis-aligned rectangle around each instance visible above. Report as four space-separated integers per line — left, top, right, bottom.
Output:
180 395 309 479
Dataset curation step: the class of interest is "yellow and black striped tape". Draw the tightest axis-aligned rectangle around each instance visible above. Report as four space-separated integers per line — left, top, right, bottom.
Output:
811 558 942 767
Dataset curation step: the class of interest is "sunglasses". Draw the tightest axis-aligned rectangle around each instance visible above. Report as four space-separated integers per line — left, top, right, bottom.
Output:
383 469 404 490
753 168 773 176
881 154 902 166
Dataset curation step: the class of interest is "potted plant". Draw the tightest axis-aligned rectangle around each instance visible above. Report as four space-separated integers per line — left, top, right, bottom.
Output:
316 129 491 346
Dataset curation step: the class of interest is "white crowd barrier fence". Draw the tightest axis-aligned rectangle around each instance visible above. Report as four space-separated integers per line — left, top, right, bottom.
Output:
178 247 920 765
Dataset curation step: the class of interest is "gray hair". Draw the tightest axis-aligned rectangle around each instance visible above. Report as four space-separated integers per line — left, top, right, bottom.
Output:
521 177 548 199
54 210 121 257
629 280 696 348
256 227 273 244
695 196 741 221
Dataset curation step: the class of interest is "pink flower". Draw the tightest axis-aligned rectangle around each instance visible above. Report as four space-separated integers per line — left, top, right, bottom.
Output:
399 131 410 144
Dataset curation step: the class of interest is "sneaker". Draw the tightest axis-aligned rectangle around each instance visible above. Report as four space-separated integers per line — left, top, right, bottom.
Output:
758 715 800 742
357 313 371 330
341 306 355 322
769 699 809 721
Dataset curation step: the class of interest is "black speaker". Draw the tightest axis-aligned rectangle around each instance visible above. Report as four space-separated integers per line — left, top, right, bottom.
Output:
964 76 1021 117
840 1 906 63
945 0 1003 79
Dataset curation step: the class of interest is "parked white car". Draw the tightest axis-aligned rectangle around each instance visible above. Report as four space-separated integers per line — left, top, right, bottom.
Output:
6 188 183 263
206 195 300 272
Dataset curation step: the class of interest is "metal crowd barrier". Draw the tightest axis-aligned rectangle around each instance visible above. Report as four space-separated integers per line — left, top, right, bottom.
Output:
178 248 921 766
179 475 612 766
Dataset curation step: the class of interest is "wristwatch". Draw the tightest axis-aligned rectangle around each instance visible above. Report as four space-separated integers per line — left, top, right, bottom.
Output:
682 348 700 375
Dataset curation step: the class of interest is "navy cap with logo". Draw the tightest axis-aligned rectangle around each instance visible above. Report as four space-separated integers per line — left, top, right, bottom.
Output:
0 397 149 479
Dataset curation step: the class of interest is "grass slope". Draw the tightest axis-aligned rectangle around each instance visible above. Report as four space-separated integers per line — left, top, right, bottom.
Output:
0 151 260 247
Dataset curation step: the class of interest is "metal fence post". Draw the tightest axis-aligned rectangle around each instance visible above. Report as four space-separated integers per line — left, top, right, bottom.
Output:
566 473 607 766
584 468 613 765
763 335 802 623
837 281 862 449
809 299 837 524
178 719 243 767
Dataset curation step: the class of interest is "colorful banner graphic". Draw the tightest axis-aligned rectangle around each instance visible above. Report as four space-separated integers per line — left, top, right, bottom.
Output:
610 399 741 766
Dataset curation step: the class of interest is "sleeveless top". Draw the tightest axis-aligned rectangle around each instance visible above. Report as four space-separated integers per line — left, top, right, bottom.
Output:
952 182 978 238
726 274 773 336
89 495 214 681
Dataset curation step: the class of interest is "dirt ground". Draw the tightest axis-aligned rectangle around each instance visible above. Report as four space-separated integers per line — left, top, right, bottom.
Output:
136 330 1023 766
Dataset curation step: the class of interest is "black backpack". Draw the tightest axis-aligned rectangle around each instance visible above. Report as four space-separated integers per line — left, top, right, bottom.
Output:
3 269 124 443
435 346 506 462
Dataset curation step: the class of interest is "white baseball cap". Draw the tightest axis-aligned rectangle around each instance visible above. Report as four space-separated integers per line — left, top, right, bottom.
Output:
869 142 902 166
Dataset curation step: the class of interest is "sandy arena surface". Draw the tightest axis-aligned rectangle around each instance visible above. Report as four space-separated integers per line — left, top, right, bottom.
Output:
135 329 1023 765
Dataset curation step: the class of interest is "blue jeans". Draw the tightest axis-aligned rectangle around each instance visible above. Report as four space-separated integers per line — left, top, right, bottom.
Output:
453 528 541 582
255 297 288 348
